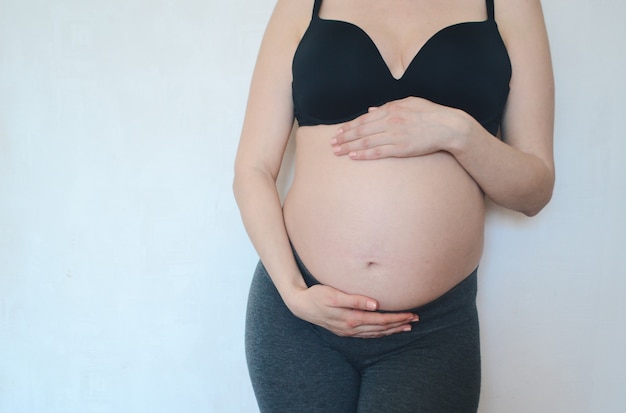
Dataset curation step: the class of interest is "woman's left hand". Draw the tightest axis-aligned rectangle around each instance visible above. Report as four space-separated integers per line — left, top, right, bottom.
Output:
330 96 468 160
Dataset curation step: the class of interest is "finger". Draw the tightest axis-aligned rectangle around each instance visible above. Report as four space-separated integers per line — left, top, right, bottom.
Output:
329 291 381 311
332 109 387 145
332 131 392 156
346 144 401 160
342 106 386 130
329 292 419 322
351 324 415 339
332 123 385 149
347 309 419 327
327 310 420 338
338 318 419 338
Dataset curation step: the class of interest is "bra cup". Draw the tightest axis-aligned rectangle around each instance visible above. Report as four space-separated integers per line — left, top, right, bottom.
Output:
292 17 511 136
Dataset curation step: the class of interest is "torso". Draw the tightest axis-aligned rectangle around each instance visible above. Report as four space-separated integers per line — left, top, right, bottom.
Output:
284 126 485 310
283 0 510 310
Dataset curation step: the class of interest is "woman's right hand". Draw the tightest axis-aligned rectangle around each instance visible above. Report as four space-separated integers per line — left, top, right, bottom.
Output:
284 284 419 338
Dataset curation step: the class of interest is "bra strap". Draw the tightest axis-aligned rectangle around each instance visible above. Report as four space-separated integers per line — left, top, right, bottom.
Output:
486 0 495 20
312 0 322 19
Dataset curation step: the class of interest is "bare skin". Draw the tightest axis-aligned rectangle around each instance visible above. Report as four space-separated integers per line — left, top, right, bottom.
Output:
284 124 484 310
233 0 554 337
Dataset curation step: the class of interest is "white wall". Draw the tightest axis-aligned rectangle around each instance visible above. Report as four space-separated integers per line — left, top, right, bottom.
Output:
0 1 623 412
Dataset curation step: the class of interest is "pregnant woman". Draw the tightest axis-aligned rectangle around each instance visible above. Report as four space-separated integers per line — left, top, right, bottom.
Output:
233 0 554 411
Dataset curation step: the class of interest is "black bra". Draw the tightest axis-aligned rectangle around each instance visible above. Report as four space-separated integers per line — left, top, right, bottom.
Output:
292 0 511 136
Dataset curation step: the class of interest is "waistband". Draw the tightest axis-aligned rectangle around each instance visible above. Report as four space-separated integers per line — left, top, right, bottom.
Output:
291 245 478 318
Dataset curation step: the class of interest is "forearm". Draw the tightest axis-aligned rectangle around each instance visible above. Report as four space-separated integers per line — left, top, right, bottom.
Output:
233 168 308 302
447 112 554 216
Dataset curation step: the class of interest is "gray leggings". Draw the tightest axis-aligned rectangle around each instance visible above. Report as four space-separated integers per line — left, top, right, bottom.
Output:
245 252 481 413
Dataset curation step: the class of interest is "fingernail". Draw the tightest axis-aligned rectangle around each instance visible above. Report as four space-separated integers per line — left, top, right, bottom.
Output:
412 315 420 322
335 128 343 135
349 151 357 158
330 138 337 145
366 300 377 310
403 326 412 332
333 146 341 153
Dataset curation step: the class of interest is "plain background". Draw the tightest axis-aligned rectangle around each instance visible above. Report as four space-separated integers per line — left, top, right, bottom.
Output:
1 0 624 412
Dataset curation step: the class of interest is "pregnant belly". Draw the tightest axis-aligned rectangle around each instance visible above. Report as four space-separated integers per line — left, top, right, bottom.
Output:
283 126 485 310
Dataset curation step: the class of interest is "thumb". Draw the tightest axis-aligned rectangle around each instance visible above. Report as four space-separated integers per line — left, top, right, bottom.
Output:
333 290 379 311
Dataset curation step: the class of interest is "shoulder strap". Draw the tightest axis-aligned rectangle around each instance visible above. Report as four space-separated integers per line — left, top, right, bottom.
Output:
486 0 495 20
312 0 322 19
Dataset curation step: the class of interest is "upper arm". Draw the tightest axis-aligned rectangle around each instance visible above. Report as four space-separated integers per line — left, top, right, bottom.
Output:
235 0 312 180
497 0 555 176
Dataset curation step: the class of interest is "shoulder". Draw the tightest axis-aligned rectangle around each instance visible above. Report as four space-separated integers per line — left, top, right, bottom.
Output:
247 0 317 101
255 0 315 69
494 0 545 17
493 0 551 77
495 0 554 155
268 0 315 38
494 0 549 38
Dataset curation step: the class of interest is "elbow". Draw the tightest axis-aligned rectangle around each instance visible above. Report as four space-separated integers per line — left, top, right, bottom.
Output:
522 199 549 217
523 162 555 217
232 168 248 207
232 176 240 205
522 208 541 218
232 159 248 206
521 179 555 217
232 162 276 206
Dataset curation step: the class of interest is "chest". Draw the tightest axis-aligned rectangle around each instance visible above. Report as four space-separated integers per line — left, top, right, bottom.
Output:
292 17 512 134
